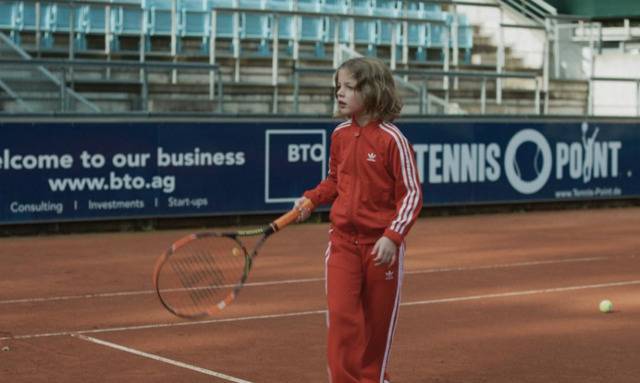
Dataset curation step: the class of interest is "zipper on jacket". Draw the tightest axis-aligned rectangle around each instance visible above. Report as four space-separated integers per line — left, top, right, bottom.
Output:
348 126 361 225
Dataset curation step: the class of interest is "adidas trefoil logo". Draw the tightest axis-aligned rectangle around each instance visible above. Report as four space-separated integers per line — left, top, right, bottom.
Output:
385 270 394 280
367 153 377 162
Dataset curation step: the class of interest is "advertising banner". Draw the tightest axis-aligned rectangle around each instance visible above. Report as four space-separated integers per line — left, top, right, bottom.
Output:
0 119 637 224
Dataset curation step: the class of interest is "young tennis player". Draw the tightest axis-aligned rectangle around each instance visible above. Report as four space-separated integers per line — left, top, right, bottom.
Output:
295 57 423 383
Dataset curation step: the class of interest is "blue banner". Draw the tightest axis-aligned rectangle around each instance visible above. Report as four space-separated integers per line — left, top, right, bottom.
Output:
410 120 638 205
0 119 638 224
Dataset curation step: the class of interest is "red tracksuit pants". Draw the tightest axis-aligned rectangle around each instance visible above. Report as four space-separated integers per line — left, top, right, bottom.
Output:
325 234 404 383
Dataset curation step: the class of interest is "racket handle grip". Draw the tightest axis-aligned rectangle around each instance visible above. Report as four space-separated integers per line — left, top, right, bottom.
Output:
270 198 314 233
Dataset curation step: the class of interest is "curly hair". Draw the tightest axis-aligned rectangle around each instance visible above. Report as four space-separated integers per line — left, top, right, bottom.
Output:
334 57 403 122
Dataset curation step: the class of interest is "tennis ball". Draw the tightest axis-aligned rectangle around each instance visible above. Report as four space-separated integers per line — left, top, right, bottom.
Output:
232 247 241 257
599 299 613 313
1 346 9 352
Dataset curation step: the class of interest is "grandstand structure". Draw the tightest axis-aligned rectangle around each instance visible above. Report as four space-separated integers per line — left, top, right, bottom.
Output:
0 0 639 116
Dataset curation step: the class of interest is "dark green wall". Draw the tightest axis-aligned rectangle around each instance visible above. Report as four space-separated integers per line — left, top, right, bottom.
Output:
545 0 640 18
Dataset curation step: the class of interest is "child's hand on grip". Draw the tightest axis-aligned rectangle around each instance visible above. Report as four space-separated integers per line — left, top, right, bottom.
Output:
293 197 312 223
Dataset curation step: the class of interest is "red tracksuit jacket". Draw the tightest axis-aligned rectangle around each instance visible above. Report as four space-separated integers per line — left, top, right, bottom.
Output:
304 119 422 245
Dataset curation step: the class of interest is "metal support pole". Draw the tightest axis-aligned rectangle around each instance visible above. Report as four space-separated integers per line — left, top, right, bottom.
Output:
534 77 540 114
105 5 111 78
139 7 145 82
543 17 551 114
142 65 149 112
60 68 66 112
402 19 408 67
171 0 178 84
451 6 459 90
272 14 280 114
293 70 299 114
553 20 560 78
419 82 426 115
272 14 279 87
496 8 503 104
217 71 223 113
390 22 397 70
68 4 75 98
333 17 340 67
424 76 429 114
232 1 240 82
68 5 75 60
292 13 299 61
636 80 640 117
443 26 449 92
35 1 41 56
480 77 486 114
209 10 217 101
587 78 593 116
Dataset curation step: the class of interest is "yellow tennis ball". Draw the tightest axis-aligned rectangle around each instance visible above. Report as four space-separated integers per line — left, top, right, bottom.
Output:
232 247 241 257
599 299 613 313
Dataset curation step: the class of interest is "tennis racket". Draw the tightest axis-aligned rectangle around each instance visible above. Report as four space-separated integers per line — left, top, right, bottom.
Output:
153 198 313 319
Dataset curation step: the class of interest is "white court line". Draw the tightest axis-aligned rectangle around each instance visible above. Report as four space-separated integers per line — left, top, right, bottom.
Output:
0 256 608 305
405 256 608 275
73 334 253 383
3 279 640 341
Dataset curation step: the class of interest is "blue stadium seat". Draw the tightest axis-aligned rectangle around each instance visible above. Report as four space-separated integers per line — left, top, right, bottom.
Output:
73 5 91 50
408 22 428 61
321 0 347 49
322 0 347 14
39 4 76 48
428 21 446 48
181 2 210 54
215 11 235 38
276 14 294 39
0 3 13 29
300 15 324 52
87 7 107 31
427 10 450 63
20 2 38 31
238 0 263 8
373 0 399 48
242 12 271 55
266 0 292 11
107 6 145 51
352 0 376 55
424 2 441 13
147 0 172 36
211 0 235 7
297 0 319 12
372 0 399 20
457 13 473 63
0 0 469 65
0 2 20 43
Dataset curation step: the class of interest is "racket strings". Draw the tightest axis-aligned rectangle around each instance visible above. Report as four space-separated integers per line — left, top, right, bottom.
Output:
158 236 246 317
170 255 216 307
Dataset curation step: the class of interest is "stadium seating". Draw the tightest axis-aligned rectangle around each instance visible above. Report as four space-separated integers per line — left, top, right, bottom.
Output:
0 0 473 63
0 0 483 115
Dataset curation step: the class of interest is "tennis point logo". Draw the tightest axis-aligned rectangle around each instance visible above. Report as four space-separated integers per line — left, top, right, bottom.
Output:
414 124 623 195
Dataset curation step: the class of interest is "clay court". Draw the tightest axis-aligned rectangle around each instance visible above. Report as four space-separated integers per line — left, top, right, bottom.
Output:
1 206 639 382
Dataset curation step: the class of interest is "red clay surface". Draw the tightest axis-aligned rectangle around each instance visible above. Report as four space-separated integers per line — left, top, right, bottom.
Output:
1 207 639 382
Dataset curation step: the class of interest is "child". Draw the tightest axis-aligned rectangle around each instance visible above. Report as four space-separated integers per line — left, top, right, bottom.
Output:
295 57 423 383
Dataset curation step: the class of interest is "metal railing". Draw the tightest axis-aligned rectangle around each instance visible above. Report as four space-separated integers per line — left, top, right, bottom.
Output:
499 0 556 25
293 66 541 115
396 68 541 114
0 58 222 113
0 0 494 87
0 31 100 113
